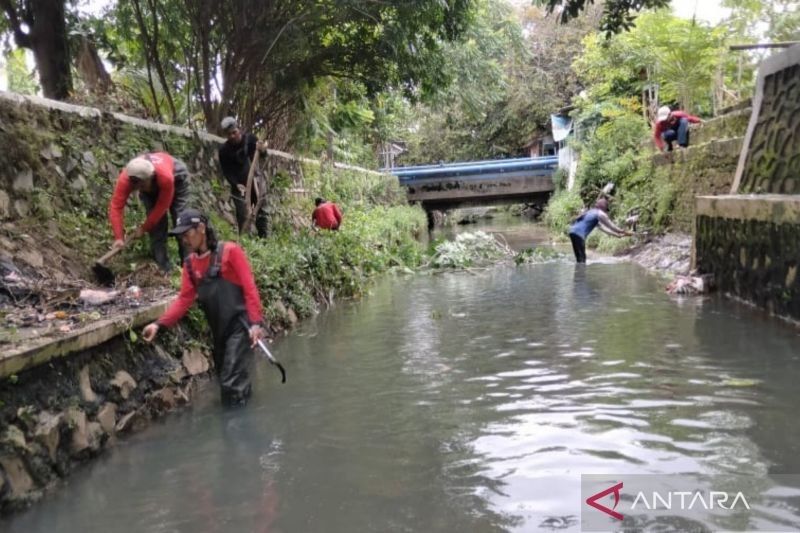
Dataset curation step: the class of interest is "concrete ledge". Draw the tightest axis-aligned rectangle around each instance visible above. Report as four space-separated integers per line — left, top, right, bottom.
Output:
696 194 800 225
0 300 170 378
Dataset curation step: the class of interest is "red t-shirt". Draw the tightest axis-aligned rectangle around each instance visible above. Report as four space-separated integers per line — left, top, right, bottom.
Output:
312 202 343 230
108 152 177 240
157 242 263 327
652 111 701 151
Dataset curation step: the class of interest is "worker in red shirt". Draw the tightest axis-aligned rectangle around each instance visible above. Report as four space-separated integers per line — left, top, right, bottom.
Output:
108 152 191 272
653 105 702 152
141 208 266 406
311 197 343 230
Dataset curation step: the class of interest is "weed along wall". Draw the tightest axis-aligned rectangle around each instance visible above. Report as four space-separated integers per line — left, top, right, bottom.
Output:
0 91 426 512
694 45 800 321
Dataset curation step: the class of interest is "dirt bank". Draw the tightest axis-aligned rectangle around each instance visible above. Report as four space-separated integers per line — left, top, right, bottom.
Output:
623 232 692 277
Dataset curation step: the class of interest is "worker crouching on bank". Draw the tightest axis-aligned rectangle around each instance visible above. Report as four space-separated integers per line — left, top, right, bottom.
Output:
141 208 266 406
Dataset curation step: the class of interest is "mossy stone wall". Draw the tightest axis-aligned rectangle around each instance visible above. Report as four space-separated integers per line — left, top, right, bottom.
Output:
647 137 743 232
0 91 395 278
696 212 799 320
737 63 800 194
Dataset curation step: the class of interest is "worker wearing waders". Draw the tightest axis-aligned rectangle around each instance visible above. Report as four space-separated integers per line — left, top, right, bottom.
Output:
567 198 631 263
108 152 191 272
141 208 266 406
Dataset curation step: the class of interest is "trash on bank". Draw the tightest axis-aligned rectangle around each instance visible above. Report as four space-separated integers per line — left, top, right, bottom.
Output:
79 289 120 306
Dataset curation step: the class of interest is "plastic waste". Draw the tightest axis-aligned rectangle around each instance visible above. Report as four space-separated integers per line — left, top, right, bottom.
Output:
79 289 119 306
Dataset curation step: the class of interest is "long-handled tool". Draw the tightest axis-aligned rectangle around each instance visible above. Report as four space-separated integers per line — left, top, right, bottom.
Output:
239 316 286 383
240 147 261 236
92 234 135 286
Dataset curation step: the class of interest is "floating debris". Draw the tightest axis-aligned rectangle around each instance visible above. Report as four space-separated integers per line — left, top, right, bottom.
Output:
666 274 715 295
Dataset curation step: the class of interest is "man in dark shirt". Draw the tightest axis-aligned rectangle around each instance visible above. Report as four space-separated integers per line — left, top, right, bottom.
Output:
217 117 269 237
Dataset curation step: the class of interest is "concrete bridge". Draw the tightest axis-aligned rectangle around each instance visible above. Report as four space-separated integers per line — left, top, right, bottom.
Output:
388 156 557 212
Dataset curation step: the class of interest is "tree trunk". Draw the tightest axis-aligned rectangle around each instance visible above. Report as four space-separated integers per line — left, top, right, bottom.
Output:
75 35 112 94
30 0 72 99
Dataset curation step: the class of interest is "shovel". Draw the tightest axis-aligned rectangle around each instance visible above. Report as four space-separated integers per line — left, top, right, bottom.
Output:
92 235 134 286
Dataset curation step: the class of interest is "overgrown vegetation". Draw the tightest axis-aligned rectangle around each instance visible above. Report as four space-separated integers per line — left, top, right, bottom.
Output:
244 206 425 323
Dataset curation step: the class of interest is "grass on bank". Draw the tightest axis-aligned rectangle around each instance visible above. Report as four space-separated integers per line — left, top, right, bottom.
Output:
238 205 426 326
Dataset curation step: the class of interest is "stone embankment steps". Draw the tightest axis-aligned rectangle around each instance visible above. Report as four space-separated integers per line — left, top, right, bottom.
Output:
0 299 169 379
689 107 752 146
646 104 753 233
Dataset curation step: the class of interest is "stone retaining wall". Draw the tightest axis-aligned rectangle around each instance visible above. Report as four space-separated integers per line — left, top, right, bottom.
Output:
650 137 743 232
695 195 800 320
639 99 751 234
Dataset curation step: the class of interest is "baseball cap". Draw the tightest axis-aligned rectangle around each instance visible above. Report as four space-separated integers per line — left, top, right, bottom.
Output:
220 116 238 133
656 106 671 122
126 157 155 180
169 208 207 235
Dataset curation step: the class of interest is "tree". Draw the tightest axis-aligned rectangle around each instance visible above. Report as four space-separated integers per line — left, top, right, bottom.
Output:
0 0 72 99
91 0 474 147
573 10 726 115
722 0 800 42
209 0 474 139
535 0 671 35
402 0 600 164
404 0 526 162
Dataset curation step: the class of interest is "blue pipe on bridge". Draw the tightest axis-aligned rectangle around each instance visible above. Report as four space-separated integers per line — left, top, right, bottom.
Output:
391 156 558 181
385 156 545 173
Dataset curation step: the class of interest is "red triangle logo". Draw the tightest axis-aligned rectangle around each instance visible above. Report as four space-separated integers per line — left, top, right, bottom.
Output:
586 481 624 520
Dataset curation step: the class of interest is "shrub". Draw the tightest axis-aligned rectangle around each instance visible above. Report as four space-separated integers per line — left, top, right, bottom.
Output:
543 190 584 236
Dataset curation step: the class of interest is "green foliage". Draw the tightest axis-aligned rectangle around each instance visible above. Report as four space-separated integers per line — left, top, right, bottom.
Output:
572 103 649 201
573 11 727 114
559 9 732 237
291 80 380 167
543 189 585 235
535 0 670 35
562 101 680 233
3 48 39 95
722 0 800 42
551 168 568 192
89 0 475 139
592 232 632 254
303 164 406 209
242 206 426 321
403 1 598 163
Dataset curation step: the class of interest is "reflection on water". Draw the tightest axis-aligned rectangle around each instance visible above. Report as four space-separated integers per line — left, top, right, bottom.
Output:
4 258 800 532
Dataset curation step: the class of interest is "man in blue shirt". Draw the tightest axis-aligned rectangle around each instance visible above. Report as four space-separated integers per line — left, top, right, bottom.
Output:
568 198 631 263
